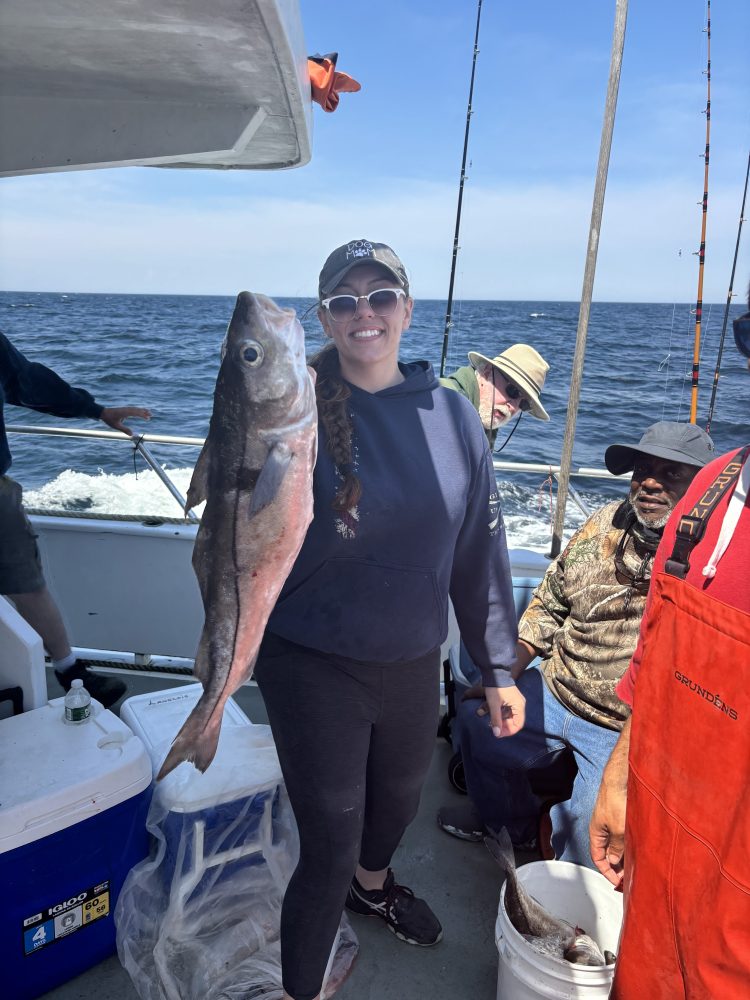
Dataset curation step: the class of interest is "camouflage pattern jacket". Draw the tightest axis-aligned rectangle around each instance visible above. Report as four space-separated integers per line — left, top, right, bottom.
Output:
519 499 653 731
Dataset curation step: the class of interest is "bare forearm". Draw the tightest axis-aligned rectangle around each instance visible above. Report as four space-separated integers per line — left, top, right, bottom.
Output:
511 638 541 679
602 715 631 791
589 715 631 885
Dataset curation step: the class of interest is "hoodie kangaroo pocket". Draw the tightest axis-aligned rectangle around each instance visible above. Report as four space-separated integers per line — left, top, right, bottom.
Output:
273 557 445 662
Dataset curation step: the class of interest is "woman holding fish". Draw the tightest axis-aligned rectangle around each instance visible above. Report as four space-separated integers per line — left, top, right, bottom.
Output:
254 239 522 1000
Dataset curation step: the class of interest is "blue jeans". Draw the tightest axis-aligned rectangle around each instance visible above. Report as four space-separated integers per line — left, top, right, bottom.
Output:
455 666 619 867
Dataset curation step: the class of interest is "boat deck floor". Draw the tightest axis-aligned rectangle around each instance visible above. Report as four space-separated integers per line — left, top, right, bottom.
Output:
39 668 513 1000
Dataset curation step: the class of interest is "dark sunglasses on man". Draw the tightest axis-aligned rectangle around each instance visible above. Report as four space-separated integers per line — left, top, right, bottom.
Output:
490 371 531 412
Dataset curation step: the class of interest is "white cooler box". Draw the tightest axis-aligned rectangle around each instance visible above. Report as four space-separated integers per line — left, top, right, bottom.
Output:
117 685 344 998
120 684 286 907
120 683 253 774
0 700 152 1000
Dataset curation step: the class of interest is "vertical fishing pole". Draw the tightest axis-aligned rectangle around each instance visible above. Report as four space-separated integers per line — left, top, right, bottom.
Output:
439 0 483 377
550 0 629 558
689 0 712 424
705 150 749 433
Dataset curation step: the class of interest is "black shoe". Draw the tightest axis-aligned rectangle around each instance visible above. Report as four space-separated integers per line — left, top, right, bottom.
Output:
437 802 486 842
55 660 127 709
345 870 442 946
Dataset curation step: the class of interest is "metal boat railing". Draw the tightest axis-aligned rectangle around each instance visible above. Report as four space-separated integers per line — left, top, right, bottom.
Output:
7 423 629 672
8 423 202 522
492 458 628 519
8 423 629 523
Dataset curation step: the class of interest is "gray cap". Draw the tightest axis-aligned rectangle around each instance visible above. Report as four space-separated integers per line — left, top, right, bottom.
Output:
605 421 715 475
318 239 409 298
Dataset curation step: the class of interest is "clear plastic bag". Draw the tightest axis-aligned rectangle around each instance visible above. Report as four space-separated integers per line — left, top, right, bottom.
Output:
115 725 357 1000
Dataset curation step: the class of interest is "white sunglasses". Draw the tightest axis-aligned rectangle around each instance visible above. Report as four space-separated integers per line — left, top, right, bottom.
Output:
320 287 407 322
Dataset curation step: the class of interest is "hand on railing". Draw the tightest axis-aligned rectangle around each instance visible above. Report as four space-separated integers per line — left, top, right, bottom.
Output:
99 406 152 437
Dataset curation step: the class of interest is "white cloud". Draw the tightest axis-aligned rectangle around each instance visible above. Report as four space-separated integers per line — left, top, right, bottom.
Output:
1 173 747 302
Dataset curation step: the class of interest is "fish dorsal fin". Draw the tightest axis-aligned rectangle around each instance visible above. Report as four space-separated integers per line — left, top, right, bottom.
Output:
249 441 293 517
185 440 212 512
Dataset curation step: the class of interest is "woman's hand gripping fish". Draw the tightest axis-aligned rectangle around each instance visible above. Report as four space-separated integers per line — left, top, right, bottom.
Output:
157 292 317 780
485 827 609 966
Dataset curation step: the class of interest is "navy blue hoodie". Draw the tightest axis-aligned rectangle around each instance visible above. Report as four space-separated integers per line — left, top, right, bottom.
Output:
268 360 517 687
0 332 103 476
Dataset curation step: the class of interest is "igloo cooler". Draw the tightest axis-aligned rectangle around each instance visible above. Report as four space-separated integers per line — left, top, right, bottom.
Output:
0 698 152 1000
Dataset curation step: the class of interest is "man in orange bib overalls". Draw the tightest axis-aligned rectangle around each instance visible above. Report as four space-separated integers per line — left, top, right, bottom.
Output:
590 303 750 999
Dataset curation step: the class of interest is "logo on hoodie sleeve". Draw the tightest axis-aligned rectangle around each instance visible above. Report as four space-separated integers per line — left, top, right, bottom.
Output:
488 487 502 535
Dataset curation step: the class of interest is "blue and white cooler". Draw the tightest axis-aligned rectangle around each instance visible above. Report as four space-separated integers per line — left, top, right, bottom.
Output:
0 698 152 1000
119 684 291 906
115 684 308 998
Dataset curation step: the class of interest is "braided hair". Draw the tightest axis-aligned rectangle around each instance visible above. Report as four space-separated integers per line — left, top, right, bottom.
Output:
309 343 362 511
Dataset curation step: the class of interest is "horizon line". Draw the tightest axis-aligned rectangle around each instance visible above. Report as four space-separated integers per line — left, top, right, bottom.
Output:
1 288 745 309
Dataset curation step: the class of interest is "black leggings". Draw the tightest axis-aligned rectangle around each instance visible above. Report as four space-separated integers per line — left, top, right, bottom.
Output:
254 632 440 1000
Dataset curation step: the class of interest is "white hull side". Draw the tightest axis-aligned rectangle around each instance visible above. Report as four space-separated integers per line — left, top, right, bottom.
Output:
31 515 203 659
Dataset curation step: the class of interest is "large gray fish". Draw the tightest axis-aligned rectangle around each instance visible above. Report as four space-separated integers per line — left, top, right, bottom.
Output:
485 828 608 966
157 292 317 780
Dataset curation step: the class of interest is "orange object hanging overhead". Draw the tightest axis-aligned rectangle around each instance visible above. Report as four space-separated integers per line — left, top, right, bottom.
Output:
308 52 361 112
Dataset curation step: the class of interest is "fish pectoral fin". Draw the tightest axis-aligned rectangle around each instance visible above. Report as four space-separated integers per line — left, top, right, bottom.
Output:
249 442 293 517
186 440 212 512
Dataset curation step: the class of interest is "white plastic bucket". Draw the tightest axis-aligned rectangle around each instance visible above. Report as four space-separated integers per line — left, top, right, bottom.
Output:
495 860 623 999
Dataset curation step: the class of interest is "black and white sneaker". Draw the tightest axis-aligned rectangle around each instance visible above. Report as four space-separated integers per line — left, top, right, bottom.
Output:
345 870 442 946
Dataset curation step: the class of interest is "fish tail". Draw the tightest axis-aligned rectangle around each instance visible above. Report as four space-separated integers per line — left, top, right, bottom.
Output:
155 702 223 781
483 826 516 873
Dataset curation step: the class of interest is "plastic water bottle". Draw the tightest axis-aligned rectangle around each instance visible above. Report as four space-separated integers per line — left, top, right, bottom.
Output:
64 678 91 725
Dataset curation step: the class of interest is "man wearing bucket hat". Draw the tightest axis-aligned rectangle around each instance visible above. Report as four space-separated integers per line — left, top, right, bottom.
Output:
591 296 750 998
440 345 549 449
438 421 713 866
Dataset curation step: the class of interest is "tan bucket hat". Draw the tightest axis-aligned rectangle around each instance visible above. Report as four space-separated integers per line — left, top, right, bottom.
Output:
468 344 550 421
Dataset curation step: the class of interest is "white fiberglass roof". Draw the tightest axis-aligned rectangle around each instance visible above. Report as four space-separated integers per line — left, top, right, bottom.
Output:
0 0 312 176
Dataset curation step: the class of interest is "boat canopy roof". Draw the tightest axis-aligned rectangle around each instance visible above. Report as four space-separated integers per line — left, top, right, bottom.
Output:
0 0 313 177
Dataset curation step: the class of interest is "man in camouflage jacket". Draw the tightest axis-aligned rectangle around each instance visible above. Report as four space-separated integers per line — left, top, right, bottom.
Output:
438 421 714 866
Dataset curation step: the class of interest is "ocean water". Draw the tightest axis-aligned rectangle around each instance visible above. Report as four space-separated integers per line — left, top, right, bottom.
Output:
2 291 748 552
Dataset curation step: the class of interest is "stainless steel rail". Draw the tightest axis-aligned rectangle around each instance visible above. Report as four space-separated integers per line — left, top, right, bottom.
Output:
134 438 199 523
493 458 628 482
8 423 202 522
493 458 628 518
9 423 629 524
7 424 204 446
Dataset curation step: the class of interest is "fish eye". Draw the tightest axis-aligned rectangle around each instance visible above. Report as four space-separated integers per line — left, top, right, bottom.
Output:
241 341 264 367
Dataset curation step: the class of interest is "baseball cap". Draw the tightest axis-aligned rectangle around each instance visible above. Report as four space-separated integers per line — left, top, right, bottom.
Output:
604 421 715 475
318 240 409 298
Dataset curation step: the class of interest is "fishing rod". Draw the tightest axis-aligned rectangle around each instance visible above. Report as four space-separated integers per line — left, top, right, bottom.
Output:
439 0 483 378
705 149 749 433
550 0 629 558
689 0 712 425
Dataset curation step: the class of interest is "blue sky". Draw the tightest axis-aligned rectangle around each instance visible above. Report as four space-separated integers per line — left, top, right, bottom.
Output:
1 0 748 301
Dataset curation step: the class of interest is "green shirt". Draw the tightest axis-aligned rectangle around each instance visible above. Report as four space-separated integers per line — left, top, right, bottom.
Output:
439 366 496 447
